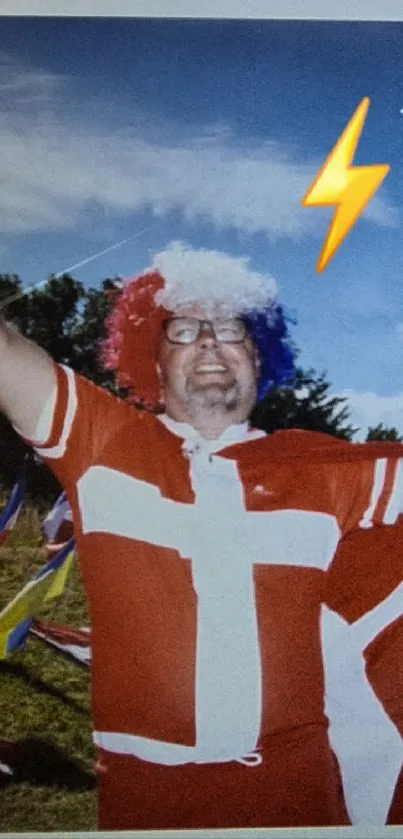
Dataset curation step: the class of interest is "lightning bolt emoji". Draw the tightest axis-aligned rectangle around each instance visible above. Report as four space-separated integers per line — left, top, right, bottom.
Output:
302 97 390 273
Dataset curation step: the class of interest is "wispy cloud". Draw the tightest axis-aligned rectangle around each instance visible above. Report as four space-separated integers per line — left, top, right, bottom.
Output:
0 53 67 107
341 388 403 440
0 57 399 238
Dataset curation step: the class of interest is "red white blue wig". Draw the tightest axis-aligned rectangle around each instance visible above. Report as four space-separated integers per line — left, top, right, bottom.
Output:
100 242 296 409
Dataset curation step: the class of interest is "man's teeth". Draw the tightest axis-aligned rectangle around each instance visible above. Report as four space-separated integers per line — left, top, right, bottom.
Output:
196 364 226 372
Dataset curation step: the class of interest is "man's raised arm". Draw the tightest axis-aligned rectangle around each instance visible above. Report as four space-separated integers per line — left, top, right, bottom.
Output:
0 317 57 443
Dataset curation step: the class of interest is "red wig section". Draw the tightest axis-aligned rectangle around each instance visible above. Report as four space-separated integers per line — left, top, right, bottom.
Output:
99 271 171 410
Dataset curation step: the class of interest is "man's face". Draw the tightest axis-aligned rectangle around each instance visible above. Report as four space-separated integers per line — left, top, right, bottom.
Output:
157 306 260 421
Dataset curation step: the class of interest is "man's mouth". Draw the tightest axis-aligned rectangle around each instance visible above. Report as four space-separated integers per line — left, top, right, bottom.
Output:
194 363 227 373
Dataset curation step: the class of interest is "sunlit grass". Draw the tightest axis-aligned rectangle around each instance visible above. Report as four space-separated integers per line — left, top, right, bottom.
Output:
0 505 97 831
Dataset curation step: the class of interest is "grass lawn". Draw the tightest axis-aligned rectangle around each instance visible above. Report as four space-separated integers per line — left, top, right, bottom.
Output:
0 506 97 831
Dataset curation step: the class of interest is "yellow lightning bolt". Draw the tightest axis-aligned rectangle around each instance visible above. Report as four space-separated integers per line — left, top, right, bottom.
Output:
302 97 390 273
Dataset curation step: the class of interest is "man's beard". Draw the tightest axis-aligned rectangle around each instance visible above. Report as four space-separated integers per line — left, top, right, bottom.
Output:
185 381 239 415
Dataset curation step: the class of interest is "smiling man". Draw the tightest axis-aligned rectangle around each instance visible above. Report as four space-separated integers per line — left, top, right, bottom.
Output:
0 243 401 830
158 309 260 438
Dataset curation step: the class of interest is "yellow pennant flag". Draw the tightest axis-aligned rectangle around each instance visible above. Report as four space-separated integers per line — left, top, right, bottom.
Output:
0 540 75 659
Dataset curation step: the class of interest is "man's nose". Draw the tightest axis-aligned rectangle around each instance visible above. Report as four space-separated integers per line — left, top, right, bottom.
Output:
198 323 218 347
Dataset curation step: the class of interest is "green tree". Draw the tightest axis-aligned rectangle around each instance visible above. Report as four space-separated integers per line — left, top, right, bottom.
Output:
8 274 85 363
251 367 356 440
0 274 22 303
70 278 120 389
366 423 403 442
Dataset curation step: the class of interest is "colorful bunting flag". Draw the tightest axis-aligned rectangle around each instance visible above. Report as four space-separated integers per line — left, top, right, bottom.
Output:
31 619 91 667
42 491 72 543
0 538 76 658
0 474 26 547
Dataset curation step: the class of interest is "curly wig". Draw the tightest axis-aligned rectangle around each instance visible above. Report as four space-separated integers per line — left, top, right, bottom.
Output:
99 264 296 410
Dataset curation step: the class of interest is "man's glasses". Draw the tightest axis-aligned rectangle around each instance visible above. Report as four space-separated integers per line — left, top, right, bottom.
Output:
163 317 247 345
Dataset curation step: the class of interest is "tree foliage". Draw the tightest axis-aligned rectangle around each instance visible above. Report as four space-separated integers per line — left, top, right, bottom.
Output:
365 423 403 442
251 367 356 440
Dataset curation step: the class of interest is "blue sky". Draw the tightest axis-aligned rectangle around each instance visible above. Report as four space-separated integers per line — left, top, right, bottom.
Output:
1 16 403 436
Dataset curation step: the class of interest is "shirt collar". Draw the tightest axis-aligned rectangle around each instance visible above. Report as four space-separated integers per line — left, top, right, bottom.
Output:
157 412 253 454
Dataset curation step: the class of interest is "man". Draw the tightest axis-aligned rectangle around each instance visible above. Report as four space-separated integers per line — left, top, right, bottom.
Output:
0 244 401 829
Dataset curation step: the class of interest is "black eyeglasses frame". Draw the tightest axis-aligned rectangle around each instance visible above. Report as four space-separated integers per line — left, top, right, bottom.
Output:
162 317 248 345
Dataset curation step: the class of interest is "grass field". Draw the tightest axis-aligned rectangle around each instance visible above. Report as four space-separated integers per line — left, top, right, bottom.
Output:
0 506 97 832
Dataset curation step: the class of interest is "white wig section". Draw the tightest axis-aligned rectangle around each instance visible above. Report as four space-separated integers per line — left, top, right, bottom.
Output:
150 241 278 315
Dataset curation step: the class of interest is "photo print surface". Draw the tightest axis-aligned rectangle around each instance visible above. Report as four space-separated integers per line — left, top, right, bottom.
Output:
0 11 401 834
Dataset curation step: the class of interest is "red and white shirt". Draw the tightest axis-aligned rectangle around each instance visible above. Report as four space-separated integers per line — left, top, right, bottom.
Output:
28 363 403 828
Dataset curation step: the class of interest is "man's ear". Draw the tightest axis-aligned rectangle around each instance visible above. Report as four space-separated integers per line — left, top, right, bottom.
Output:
254 348 261 377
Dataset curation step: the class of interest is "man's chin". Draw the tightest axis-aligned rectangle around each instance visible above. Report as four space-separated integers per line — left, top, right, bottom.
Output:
186 383 238 412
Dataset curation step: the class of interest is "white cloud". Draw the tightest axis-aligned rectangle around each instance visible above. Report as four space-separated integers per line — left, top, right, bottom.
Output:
363 195 400 228
0 53 67 106
340 388 403 440
0 57 399 238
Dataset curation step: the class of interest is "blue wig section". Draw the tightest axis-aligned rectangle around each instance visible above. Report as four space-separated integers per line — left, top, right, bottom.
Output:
243 305 297 401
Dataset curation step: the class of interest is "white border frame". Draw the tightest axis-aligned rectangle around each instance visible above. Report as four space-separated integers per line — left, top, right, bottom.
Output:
0 0 402 19
0 3 402 837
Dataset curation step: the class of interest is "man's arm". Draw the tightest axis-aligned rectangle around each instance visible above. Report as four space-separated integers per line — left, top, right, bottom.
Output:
325 522 403 623
0 317 57 442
